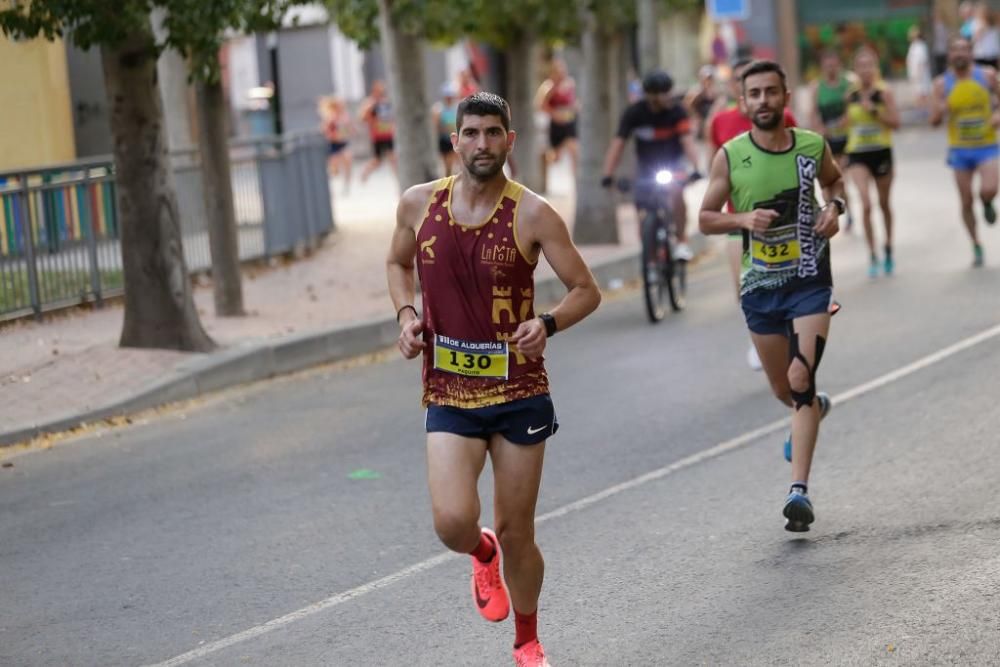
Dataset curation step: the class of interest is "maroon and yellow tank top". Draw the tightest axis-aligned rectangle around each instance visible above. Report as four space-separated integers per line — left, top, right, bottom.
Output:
415 176 549 408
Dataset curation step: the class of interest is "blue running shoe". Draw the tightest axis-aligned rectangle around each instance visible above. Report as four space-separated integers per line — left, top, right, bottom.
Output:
883 255 894 276
868 259 879 279
783 393 832 462
783 489 815 532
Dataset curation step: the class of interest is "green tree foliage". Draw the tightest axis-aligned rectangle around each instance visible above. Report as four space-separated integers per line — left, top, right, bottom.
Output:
0 0 297 83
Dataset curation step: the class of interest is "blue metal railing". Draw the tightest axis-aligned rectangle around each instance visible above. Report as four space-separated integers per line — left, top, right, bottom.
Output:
0 132 333 321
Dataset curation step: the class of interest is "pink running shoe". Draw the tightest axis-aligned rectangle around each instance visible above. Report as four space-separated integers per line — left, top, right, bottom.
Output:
513 639 551 667
470 527 509 622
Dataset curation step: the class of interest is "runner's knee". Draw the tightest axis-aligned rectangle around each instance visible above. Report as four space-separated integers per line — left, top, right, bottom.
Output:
787 359 812 395
432 509 479 551
495 521 536 556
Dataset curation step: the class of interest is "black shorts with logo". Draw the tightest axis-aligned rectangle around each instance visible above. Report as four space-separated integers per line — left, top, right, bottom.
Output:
425 394 558 445
847 148 893 178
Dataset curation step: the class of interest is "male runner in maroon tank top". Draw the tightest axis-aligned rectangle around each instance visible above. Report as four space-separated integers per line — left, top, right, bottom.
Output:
386 92 600 667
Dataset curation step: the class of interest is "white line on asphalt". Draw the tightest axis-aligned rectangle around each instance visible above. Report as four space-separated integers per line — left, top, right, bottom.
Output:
147 321 1000 667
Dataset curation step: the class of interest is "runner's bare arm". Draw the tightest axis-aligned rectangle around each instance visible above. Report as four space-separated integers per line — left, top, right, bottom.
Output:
386 184 433 358
510 195 601 360
929 76 947 127
878 88 902 130
534 80 554 112
358 98 373 123
815 142 845 239
699 150 779 235
986 67 1000 126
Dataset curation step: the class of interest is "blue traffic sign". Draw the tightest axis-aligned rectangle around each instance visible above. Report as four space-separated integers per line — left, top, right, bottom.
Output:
707 0 750 21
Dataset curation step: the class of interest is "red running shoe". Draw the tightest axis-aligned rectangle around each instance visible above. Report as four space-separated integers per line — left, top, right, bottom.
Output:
470 527 509 622
513 639 551 667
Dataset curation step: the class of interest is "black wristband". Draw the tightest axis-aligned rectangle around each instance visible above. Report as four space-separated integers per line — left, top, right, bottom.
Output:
829 196 846 215
539 312 558 337
396 304 418 324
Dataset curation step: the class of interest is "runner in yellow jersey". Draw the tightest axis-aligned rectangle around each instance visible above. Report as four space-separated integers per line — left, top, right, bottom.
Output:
930 36 1000 268
845 46 901 278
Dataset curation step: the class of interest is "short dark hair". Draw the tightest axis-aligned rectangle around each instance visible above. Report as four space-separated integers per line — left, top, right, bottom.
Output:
741 60 788 92
456 92 511 133
731 57 753 71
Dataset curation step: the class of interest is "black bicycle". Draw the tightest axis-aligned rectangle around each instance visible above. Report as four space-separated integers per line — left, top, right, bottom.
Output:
618 170 693 322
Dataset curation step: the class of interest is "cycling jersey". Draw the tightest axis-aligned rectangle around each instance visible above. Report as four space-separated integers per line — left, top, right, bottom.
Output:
616 99 692 175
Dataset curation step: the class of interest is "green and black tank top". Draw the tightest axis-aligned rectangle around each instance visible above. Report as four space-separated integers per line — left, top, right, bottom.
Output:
817 76 850 141
723 128 832 296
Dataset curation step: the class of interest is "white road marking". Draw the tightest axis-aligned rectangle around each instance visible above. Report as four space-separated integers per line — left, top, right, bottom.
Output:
147 321 1000 666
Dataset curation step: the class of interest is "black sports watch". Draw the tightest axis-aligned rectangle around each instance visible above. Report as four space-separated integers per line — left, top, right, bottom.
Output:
538 312 558 338
829 196 846 216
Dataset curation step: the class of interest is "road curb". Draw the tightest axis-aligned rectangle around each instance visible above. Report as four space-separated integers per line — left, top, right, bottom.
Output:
1 242 680 448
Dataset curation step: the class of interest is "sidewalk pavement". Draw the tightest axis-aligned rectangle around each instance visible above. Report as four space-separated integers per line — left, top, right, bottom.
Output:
0 160 711 447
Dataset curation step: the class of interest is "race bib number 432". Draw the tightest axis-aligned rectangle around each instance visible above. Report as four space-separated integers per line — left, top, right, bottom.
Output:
433 335 509 379
751 224 801 271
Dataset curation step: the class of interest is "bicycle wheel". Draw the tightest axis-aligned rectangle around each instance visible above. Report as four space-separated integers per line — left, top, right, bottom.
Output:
666 253 686 312
640 211 667 323
662 211 686 312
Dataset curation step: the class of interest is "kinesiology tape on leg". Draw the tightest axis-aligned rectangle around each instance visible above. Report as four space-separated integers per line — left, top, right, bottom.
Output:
788 333 827 410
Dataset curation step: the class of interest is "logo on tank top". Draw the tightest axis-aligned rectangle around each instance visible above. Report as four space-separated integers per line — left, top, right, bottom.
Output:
795 155 818 279
420 236 437 263
481 234 518 266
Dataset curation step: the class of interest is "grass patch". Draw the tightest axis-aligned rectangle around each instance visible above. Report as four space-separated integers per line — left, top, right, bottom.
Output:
1 268 123 314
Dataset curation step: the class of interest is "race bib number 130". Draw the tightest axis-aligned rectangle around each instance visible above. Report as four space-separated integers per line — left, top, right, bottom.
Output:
433 335 509 379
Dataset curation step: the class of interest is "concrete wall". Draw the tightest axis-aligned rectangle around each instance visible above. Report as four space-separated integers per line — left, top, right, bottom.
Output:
0 36 76 170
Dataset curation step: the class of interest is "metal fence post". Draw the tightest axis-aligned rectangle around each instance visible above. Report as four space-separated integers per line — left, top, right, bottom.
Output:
294 137 317 250
82 171 103 305
18 175 42 318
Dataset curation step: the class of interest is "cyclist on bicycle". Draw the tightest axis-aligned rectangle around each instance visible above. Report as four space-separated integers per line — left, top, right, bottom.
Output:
602 69 703 260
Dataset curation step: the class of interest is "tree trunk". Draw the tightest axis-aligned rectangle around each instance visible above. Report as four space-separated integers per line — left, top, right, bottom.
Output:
376 0 440 190
195 77 245 317
505 31 543 193
101 27 214 351
636 0 660 75
573 16 618 245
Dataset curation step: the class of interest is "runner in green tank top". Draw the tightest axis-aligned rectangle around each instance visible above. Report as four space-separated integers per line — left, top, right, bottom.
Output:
809 50 856 230
699 61 846 533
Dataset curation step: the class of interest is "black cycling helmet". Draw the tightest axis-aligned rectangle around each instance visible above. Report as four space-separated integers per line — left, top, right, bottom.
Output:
642 69 674 94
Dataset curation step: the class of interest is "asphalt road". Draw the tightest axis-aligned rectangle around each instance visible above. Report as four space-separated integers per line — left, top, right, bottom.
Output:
2 130 1000 666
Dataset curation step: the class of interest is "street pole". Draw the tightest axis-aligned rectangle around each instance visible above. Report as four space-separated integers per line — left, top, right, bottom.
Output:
775 0 801 93
637 0 660 75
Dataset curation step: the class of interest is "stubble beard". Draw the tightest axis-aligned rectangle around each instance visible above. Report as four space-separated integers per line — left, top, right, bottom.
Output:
464 152 507 181
751 109 782 131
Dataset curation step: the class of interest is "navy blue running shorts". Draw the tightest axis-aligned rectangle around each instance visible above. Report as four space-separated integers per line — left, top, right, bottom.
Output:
741 285 833 336
425 394 558 445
